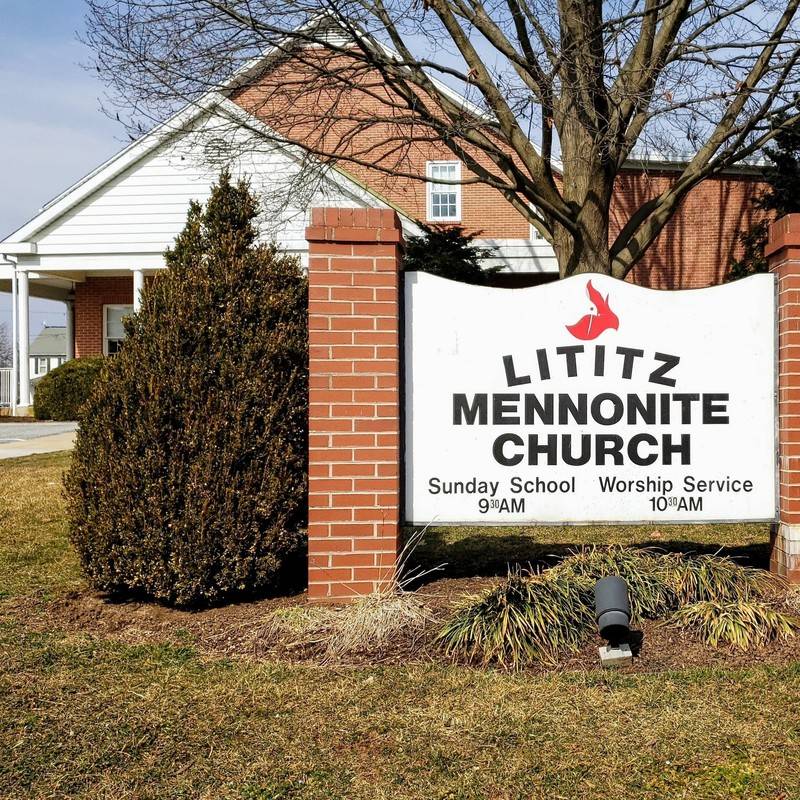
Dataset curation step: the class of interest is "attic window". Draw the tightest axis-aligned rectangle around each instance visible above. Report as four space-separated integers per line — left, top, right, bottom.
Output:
203 138 233 168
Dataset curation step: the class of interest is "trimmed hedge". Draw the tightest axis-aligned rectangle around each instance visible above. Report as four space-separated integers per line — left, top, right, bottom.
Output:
33 357 105 421
64 173 308 606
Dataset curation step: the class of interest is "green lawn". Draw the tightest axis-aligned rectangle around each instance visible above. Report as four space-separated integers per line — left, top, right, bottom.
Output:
2 452 799 800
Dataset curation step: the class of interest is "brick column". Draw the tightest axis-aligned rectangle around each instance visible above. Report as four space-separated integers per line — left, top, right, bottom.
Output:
305 208 403 601
767 214 800 583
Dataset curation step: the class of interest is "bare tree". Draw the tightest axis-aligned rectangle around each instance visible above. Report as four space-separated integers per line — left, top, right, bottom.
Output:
84 1 800 277
0 323 12 368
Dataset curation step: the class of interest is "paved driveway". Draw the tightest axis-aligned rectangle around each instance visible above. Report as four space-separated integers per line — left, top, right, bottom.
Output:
0 422 78 443
0 421 78 459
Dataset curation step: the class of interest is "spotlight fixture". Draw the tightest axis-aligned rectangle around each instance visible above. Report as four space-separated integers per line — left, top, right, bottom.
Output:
594 576 633 667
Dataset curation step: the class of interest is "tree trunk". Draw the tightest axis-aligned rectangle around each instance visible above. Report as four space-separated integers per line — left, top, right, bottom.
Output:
552 201 612 277
550 143 615 277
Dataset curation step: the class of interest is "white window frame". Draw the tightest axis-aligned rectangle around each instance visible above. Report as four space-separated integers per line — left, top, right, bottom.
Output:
103 304 133 356
529 221 545 241
36 357 48 374
426 161 462 222
529 205 545 241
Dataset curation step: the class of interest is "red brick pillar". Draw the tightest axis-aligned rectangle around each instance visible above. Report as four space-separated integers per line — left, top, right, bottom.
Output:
767 214 800 583
305 208 403 601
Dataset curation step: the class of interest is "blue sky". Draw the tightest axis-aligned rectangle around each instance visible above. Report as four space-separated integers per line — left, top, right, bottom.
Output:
0 0 123 339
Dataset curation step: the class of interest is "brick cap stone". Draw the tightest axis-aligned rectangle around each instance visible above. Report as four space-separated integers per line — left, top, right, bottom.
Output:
767 213 800 259
306 207 403 244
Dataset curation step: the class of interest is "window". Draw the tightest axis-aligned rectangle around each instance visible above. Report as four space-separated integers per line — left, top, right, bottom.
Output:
36 357 48 374
427 161 461 221
104 305 133 355
529 206 545 241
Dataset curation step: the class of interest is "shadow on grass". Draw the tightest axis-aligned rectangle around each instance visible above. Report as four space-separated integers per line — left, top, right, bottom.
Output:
407 525 771 587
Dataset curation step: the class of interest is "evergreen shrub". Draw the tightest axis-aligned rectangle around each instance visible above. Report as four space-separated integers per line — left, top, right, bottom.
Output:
33 357 105 421
65 173 308 606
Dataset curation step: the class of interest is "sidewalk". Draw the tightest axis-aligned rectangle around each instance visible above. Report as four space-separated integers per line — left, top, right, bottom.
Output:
0 422 78 460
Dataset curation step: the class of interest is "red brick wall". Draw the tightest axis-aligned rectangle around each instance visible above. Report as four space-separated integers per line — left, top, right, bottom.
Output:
616 170 765 289
306 208 402 601
233 54 767 288
74 277 132 357
767 214 800 583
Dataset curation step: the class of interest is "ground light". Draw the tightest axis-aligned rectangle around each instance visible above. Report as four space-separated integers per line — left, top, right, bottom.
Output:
594 576 634 667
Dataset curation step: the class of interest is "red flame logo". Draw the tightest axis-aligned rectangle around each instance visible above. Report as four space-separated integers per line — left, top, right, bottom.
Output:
566 280 619 341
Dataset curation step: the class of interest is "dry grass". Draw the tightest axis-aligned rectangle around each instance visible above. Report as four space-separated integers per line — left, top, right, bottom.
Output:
4 623 800 799
319 590 434 661
0 451 80 599
253 576 436 662
5 453 800 799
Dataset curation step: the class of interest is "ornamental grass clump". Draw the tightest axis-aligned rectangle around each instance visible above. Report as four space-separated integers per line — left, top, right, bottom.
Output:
670 599 799 650
553 545 676 621
64 172 308 607
437 570 594 668
663 553 783 605
438 546 790 669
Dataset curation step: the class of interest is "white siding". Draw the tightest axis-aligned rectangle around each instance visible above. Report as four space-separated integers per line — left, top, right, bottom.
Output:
33 112 373 255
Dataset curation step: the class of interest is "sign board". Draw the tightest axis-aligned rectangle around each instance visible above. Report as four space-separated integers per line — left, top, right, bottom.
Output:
404 272 776 524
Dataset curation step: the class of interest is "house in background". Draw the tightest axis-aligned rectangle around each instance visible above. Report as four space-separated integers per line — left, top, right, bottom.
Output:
0 28 766 411
30 324 66 379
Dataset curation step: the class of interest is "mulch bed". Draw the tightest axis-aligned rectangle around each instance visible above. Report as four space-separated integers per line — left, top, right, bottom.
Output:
5 575 800 675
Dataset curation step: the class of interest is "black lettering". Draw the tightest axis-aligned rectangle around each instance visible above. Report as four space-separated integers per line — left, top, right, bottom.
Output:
594 345 605 377
502 355 531 387
650 352 680 387
527 434 558 465
627 393 656 424
663 434 691 465
453 394 487 425
558 393 587 425
524 394 554 425
536 348 550 380
595 435 624 465
493 434 524 466
591 393 624 425
703 393 730 424
616 346 645 379
673 393 700 423
628 433 659 466
556 345 584 377
493 394 520 425
660 393 671 424
563 434 592 466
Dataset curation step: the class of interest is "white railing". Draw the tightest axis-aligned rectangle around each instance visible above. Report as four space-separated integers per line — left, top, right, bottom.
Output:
0 368 12 408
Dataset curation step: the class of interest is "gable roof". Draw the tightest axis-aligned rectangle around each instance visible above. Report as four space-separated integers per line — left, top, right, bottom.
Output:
1 18 764 251
30 326 66 356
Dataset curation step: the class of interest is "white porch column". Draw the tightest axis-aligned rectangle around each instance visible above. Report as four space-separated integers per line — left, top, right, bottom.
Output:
10 266 18 412
17 269 30 409
65 296 75 361
132 268 144 313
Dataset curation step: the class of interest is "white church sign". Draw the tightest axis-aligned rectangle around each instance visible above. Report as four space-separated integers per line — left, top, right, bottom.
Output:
404 272 777 524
